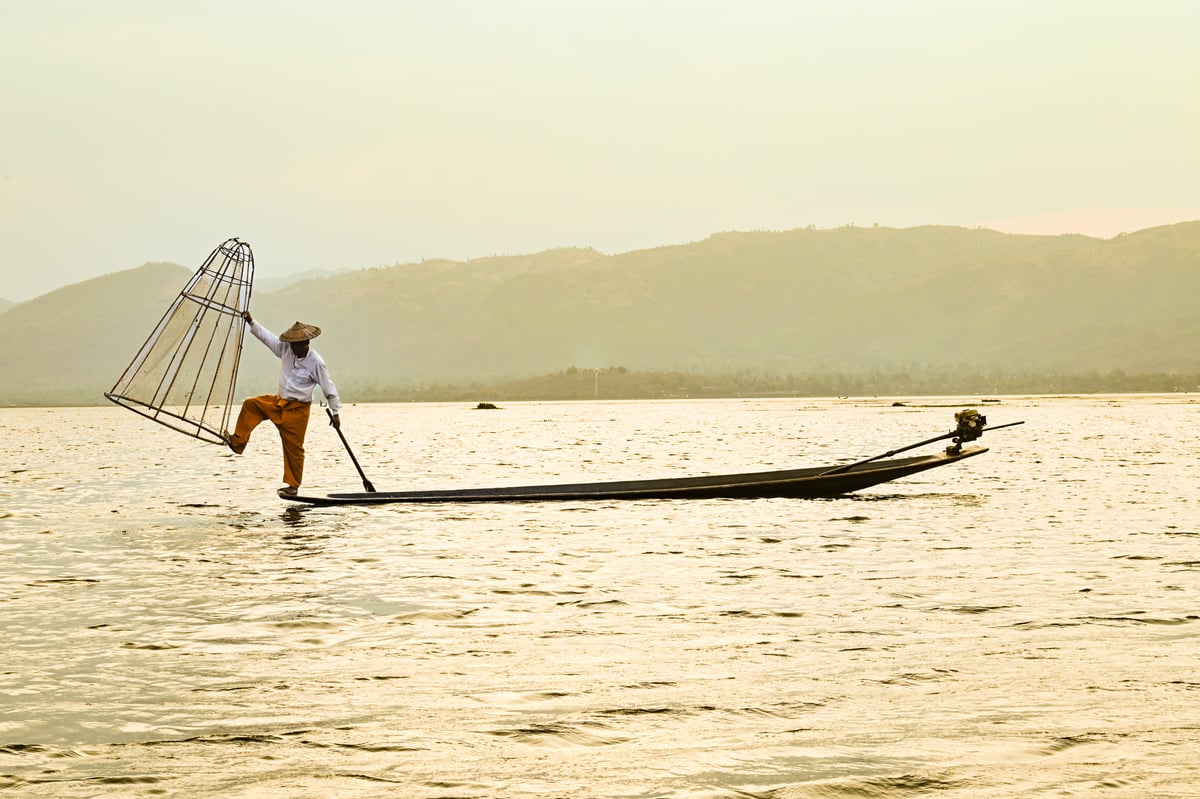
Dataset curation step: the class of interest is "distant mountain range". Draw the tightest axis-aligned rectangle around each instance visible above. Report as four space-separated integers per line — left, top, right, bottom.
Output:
254 268 340 295
2 222 1198 406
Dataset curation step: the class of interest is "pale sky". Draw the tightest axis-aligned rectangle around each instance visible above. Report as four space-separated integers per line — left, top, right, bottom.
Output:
2 0 1198 301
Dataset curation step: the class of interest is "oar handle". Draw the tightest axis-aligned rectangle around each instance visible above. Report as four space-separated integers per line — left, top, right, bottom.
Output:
818 430 955 476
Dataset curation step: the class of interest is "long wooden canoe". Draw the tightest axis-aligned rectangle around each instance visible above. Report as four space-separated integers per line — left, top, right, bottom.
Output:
282 446 987 506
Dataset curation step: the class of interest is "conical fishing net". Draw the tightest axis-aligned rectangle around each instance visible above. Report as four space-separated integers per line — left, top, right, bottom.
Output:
105 238 254 444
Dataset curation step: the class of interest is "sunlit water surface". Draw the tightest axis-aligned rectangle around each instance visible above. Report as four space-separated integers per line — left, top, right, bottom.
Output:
1 396 1198 798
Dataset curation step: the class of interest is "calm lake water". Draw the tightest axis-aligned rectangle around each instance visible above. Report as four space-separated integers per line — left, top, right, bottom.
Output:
1 395 1198 798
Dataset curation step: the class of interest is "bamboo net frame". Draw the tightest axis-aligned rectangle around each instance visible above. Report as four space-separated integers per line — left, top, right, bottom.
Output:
105 238 254 444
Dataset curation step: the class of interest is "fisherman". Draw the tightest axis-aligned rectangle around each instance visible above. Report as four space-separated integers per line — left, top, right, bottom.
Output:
224 311 340 496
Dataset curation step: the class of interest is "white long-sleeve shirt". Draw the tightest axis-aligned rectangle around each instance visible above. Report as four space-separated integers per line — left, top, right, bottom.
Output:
249 320 341 414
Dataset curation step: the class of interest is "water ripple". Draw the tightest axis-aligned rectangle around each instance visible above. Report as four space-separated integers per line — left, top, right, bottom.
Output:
3 397 1199 797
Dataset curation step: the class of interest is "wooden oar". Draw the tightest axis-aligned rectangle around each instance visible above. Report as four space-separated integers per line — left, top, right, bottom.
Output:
327 407 376 492
818 419 1024 477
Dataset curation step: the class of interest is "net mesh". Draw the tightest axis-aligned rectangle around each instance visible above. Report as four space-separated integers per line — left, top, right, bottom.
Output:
105 238 254 444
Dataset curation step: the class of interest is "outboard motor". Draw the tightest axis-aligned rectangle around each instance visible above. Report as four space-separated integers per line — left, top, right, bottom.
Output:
947 409 987 454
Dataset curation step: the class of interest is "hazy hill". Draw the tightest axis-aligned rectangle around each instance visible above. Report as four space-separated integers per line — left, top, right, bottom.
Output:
2 223 1198 406
0 298 14 315
423 225 1100 377
0 263 189 404
254 268 340 295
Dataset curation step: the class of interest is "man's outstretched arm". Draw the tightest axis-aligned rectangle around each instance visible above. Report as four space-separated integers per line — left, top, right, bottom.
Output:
241 311 286 358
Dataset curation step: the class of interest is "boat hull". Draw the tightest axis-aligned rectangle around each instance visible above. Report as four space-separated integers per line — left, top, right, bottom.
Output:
284 446 987 506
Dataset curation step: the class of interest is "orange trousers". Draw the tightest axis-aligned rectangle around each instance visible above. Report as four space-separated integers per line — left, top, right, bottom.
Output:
229 395 311 489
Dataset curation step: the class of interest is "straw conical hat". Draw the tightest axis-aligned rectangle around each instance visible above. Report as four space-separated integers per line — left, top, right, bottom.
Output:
279 321 322 342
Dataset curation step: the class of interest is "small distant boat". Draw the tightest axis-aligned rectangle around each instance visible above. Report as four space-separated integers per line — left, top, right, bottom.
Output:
283 410 1022 506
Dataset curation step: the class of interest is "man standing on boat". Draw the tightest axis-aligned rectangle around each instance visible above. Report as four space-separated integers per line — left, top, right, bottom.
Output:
224 310 341 496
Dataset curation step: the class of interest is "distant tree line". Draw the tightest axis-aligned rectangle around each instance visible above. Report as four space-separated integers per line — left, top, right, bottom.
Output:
7 367 1197 408
340 366 1200 404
